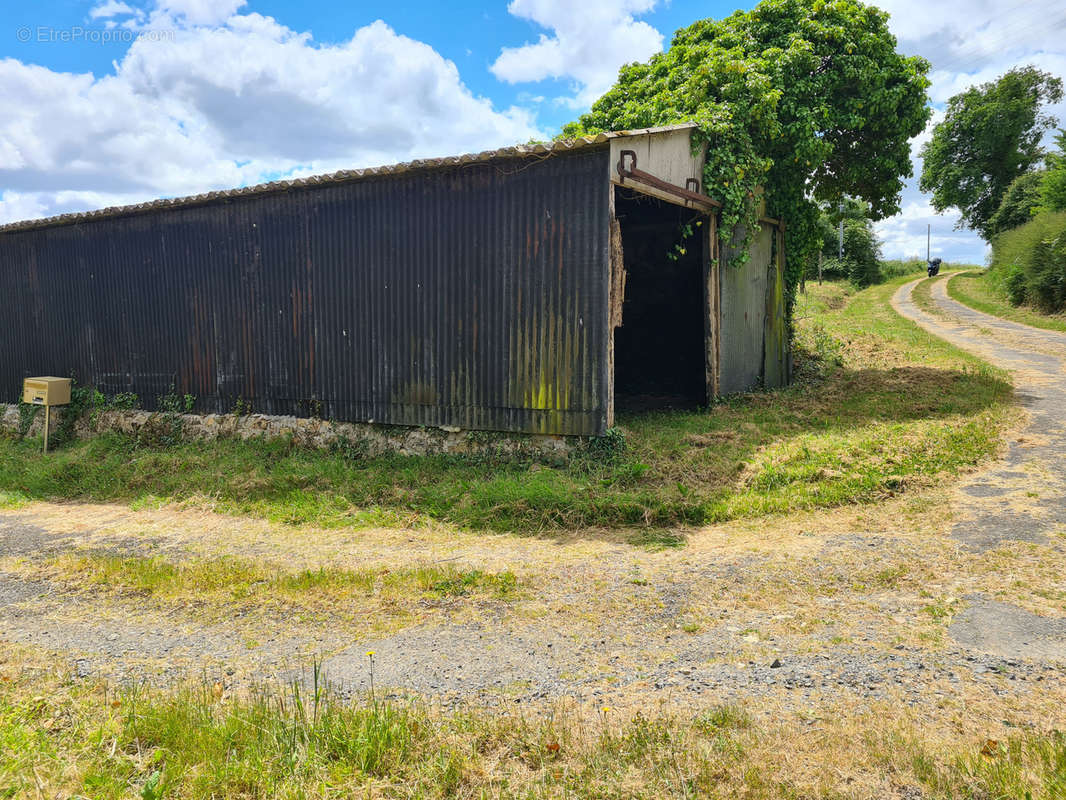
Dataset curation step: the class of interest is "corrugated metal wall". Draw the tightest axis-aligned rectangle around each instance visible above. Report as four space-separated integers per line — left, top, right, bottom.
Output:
0 148 611 435
717 221 785 394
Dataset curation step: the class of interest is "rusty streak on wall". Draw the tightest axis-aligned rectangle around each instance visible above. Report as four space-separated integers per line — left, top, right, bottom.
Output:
0 149 611 435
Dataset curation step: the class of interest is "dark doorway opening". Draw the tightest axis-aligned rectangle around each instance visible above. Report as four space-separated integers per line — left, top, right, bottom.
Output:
613 188 708 412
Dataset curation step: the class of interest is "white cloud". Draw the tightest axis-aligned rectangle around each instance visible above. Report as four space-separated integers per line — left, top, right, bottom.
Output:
873 0 1066 261
875 197 992 265
0 193 49 226
876 0 1065 75
490 0 663 108
0 4 541 226
88 1 139 20
146 0 249 28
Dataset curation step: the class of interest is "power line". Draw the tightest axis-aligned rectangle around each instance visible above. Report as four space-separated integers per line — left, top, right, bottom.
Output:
912 2 1066 76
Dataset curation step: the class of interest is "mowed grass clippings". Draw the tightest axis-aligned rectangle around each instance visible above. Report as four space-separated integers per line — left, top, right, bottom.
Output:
42 552 518 602
1 652 1064 800
0 276 1013 534
948 271 1066 334
19 552 520 633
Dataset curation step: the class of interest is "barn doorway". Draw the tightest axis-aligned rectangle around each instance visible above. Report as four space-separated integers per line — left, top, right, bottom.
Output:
613 188 708 412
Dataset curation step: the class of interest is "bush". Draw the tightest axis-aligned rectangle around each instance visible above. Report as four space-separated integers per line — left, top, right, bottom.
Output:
988 211 1066 311
817 258 929 286
838 220 883 287
818 257 849 281
1004 263 1028 306
880 259 928 279
1028 232 1066 310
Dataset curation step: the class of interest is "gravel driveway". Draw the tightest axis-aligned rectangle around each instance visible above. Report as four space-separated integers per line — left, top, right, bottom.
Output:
892 275 1066 551
0 275 1063 727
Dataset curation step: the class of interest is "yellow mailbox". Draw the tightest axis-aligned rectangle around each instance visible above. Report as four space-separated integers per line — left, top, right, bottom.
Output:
22 377 71 453
23 377 71 407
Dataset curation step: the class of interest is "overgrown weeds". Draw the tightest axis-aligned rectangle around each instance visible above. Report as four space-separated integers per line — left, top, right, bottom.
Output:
987 211 1066 313
1 661 1063 800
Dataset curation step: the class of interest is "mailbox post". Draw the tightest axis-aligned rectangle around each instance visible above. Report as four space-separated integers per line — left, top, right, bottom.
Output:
22 377 71 453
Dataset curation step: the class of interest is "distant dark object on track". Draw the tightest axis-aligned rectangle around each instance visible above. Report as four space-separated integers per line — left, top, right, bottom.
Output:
927 258 942 277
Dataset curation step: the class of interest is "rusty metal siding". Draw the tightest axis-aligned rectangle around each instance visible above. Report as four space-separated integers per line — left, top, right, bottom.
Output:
0 148 611 435
718 221 777 395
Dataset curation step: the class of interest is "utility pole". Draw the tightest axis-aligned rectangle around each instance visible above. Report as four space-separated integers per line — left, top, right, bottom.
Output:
838 201 844 261
927 224 931 262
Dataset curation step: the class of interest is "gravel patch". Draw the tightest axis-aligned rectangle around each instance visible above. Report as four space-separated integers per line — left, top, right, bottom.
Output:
311 618 1066 709
949 595 1066 661
961 484 1010 498
0 517 72 558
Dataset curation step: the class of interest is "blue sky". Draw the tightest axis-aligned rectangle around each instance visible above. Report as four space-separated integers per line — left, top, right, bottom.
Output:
3 0 1065 263
4 0 730 134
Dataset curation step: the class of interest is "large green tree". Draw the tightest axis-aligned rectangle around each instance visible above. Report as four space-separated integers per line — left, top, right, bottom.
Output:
920 66 1063 239
564 0 930 321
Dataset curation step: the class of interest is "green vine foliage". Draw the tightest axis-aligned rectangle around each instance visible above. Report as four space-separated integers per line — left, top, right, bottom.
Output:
563 0 930 326
51 384 104 448
17 403 40 437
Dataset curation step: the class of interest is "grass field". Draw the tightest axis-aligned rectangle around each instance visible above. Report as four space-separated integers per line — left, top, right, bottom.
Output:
0 277 1013 535
2 650 1063 800
947 271 1066 334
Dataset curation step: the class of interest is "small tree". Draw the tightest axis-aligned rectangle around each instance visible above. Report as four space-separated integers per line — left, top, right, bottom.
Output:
920 66 1063 240
841 219 883 288
814 199 879 283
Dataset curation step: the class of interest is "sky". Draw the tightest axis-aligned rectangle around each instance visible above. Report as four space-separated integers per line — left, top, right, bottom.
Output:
2 0 1065 264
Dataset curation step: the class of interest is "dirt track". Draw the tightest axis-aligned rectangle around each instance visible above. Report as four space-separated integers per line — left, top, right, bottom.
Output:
893 275 1066 552
0 276 1063 727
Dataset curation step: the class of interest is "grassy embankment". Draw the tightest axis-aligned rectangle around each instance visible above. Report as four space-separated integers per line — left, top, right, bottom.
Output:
948 271 1066 333
0 276 1012 535
942 210 1066 331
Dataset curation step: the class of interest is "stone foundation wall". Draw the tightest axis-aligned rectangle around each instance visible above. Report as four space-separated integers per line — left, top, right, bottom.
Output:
1 405 577 461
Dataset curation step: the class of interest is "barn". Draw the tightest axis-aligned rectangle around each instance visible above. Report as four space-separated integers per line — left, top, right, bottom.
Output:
0 123 788 437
